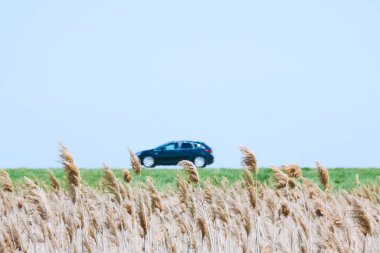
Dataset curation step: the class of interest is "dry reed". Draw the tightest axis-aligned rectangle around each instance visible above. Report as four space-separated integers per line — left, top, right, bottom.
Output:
123 169 132 183
178 160 199 184
128 148 141 175
240 146 258 174
0 170 13 192
0 146 378 253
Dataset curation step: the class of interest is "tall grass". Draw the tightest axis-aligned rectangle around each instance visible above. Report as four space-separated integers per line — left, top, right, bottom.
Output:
0 145 379 252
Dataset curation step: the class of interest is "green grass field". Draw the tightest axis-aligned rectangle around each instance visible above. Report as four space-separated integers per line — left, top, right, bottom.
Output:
4 167 380 192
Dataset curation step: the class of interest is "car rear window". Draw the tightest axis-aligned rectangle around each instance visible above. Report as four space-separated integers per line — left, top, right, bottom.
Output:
181 143 193 149
195 143 210 150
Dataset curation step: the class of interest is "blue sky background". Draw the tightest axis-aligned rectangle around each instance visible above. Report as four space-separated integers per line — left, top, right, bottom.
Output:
1 1 379 168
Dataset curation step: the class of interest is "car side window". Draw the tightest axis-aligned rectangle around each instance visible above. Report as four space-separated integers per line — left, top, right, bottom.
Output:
163 143 176 150
194 143 201 149
181 142 193 149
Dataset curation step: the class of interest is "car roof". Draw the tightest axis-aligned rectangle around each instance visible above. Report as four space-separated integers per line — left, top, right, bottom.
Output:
174 140 204 145
157 141 211 150
160 140 209 146
176 140 204 144
176 141 210 147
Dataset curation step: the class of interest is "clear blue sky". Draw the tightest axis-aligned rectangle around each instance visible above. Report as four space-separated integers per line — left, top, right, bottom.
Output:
1 1 379 168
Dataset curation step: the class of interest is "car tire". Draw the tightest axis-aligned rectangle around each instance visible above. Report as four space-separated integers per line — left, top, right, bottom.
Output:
142 156 155 168
194 156 206 168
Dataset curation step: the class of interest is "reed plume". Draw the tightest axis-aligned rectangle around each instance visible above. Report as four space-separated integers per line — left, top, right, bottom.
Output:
146 176 163 211
83 237 93 253
3 220 24 252
178 160 199 184
123 169 132 183
243 209 252 236
176 173 190 204
240 146 258 174
163 227 177 253
243 168 254 188
247 183 257 210
59 143 81 191
128 148 141 175
351 198 374 236
329 211 344 229
105 213 120 247
280 202 290 217
24 177 48 221
12 224 25 252
282 164 302 178
102 164 124 204
315 200 325 217
49 170 61 193
316 161 330 190
204 179 213 204
197 215 211 250
0 170 13 192
326 232 344 253
138 196 149 238
272 166 296 189
2 230 15 253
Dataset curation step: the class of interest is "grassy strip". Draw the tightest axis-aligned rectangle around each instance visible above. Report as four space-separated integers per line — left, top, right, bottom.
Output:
5 167 380 192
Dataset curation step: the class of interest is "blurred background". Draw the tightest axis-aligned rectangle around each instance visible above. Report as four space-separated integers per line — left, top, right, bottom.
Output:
1 1 379 168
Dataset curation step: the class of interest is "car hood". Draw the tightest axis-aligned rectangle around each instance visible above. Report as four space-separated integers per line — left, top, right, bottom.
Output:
136 149 154 156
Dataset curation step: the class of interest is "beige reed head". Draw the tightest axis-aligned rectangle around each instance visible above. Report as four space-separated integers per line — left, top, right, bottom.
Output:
123 169 132 183
240 146 258 174
59 143 80 188
0 170 13 192
178 160 199 184
128 148 141 175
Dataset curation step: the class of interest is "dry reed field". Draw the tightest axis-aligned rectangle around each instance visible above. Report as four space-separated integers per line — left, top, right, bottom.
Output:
0 144 380 253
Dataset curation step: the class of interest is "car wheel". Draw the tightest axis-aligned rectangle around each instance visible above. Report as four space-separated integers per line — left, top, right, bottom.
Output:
194 156 206 168
142 156 155 168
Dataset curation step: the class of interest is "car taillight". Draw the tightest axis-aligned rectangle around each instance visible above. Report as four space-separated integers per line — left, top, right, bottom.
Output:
205 149 212 153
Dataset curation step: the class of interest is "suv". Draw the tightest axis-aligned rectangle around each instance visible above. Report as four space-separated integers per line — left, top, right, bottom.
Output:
136 141 214 168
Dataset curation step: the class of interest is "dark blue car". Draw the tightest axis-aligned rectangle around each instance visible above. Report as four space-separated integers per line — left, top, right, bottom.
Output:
136 141 214 168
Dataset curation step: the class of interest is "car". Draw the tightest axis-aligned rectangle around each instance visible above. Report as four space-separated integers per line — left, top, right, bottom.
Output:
136 141 214 168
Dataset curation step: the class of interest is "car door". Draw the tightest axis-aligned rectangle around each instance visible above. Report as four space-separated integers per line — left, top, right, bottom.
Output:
176 142 194 162
155 142 179 165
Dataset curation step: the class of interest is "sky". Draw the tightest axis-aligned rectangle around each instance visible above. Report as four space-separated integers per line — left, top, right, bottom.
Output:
1 1 379 168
